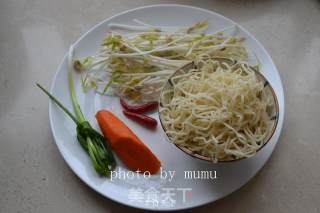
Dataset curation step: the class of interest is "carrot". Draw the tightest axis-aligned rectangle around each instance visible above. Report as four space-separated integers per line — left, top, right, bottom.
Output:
96 110 161 174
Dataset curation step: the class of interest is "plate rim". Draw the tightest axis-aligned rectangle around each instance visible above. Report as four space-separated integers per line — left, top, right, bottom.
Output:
48 4 285 211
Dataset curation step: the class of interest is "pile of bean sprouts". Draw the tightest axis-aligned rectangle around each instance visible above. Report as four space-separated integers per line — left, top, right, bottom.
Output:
73 20 248 102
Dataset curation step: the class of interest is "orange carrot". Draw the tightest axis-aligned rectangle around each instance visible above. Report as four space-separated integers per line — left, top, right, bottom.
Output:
96 110 161 174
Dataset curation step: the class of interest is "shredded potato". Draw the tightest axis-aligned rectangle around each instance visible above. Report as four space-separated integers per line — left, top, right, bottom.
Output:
159 58 276 162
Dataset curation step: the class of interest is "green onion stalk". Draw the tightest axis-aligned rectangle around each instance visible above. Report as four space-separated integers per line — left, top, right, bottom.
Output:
37 48 116 177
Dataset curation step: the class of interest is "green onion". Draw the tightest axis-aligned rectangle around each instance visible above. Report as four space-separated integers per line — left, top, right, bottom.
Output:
36 47 116 176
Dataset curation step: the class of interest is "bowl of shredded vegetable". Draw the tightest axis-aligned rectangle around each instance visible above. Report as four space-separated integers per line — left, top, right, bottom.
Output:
159 58 279 163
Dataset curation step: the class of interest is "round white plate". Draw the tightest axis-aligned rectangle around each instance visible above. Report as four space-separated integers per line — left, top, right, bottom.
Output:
49 4 284 211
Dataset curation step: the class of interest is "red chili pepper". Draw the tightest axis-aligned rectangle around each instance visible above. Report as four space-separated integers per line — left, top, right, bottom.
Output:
123 110 157 129
120 97 158 114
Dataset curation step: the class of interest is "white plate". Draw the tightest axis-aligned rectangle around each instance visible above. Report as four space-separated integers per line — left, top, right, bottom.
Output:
49 4 284 211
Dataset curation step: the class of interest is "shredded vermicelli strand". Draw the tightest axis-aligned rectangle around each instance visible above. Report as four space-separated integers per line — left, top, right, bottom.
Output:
160 59 275 162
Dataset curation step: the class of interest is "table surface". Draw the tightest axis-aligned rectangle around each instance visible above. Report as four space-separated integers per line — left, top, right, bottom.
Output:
1 0 320 212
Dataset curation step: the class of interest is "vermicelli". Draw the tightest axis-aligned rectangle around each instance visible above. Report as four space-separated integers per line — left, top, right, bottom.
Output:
159 58 276 162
